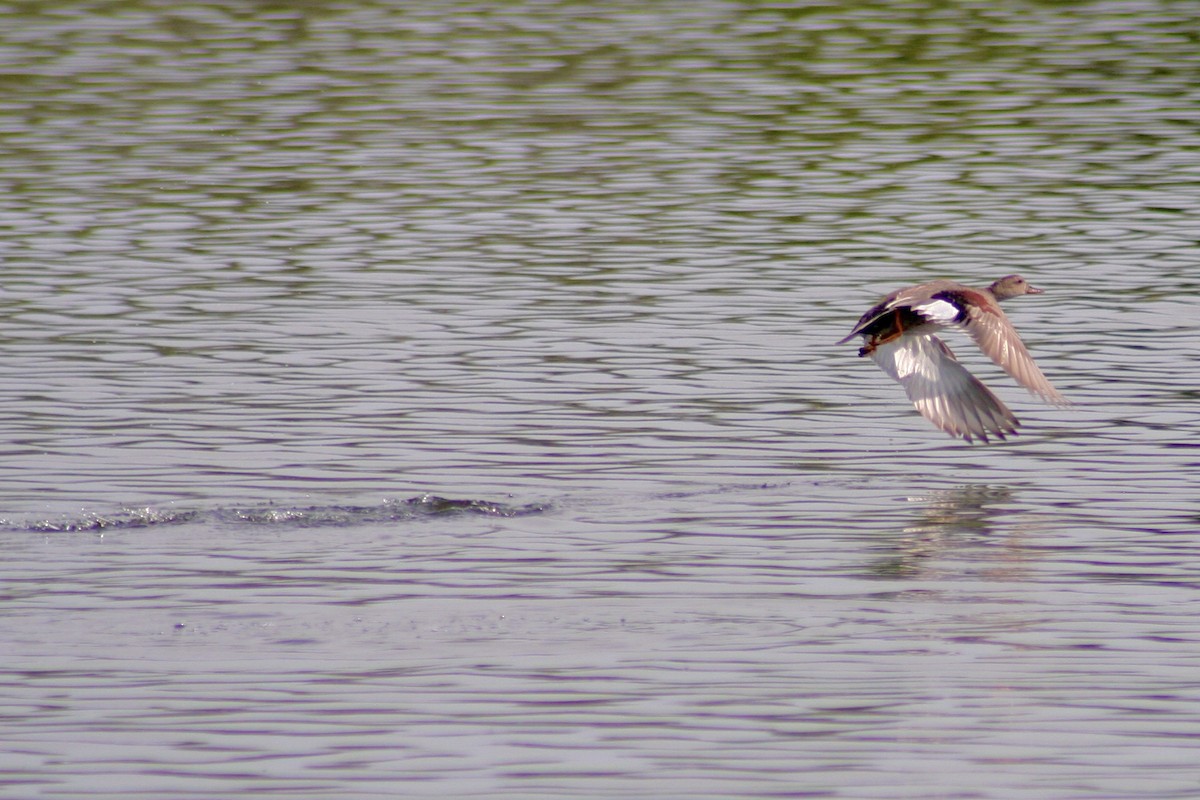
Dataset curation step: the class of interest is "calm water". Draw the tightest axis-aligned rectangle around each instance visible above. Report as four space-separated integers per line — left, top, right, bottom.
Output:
3 1 1200 798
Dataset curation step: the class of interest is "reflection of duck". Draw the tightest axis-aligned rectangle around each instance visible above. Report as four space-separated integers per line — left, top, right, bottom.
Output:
908 485 1013 533
838 275 1068 443
870 485 1017 579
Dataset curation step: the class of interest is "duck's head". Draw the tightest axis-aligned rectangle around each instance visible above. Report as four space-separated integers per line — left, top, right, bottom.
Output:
989 274 1043 301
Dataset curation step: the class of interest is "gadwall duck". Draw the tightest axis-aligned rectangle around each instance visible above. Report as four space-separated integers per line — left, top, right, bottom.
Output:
838 275 1068 443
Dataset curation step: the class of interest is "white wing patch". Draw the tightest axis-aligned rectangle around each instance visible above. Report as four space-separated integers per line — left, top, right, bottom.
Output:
912 298 959 324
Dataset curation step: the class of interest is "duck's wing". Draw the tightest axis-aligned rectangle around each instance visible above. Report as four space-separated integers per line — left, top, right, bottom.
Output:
870 332 1019 443
837 283 960 345
961 305 1069 406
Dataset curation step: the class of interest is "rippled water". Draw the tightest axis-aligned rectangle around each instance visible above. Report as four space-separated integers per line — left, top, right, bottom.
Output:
3 1 1200 798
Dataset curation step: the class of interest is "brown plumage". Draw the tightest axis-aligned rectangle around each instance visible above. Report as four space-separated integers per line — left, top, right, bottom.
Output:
838 275 1068 443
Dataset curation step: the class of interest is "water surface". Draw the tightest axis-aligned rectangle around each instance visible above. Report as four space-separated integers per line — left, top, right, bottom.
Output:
2 2 1200 798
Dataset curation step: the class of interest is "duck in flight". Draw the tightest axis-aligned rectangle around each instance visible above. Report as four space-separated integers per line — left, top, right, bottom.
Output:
838 275 1068 443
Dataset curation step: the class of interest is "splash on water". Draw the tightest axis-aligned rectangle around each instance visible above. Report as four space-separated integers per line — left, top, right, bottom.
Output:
3 494 548 533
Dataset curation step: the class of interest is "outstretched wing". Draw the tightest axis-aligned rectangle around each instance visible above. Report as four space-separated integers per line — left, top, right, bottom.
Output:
869 333 1019 443
961 305 1069 406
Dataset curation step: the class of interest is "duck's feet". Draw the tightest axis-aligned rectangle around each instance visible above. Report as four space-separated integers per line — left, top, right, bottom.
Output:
859 328 905 357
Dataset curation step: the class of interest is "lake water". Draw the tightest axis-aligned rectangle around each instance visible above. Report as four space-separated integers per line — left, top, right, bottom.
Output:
3 2 1200 798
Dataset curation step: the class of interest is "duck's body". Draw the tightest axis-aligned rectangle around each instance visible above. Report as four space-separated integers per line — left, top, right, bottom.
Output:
838 274 1067 443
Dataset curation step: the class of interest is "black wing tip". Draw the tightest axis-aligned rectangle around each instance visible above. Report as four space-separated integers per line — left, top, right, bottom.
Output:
956 421 1021 444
